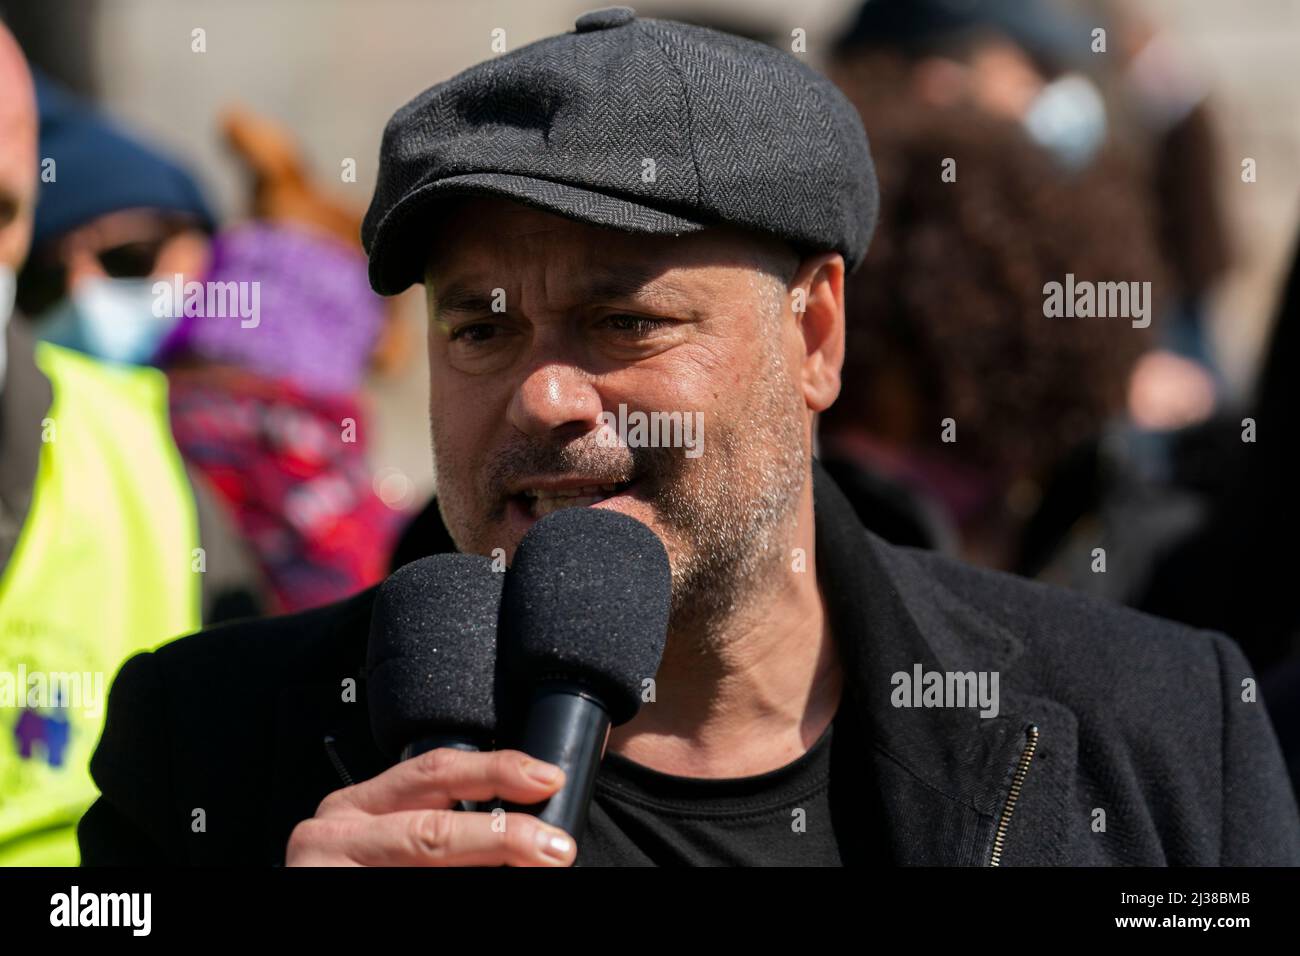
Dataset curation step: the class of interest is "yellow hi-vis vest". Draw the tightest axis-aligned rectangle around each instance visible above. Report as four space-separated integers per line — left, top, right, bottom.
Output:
0 342 200 866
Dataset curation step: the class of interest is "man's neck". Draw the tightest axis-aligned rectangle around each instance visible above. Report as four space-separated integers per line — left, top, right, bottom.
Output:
605 480 842 778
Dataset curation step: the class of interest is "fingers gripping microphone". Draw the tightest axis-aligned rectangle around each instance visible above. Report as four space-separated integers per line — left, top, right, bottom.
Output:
499 508 671 841
367 554 502 763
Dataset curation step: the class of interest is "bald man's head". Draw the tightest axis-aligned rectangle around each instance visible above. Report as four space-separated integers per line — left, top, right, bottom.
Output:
0 20 38 271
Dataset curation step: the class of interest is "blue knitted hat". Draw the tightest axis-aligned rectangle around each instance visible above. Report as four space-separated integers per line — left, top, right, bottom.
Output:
32 73 215 246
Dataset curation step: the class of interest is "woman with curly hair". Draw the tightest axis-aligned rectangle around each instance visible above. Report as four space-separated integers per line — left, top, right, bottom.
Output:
819 94 1172 584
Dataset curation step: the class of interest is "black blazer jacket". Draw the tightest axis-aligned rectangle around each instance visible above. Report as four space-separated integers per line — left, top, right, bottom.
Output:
78 462 1300 865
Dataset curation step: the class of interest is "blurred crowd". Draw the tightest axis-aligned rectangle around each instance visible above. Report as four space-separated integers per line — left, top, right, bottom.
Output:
0 0 1297 863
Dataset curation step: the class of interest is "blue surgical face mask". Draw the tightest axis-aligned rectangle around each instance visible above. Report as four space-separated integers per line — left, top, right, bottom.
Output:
1022 73 1107 171
39 276 175 366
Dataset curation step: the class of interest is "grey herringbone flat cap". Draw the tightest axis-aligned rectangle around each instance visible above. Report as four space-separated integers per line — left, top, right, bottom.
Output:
362 6 878 295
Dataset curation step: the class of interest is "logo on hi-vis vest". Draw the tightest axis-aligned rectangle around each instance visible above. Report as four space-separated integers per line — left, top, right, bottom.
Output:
13 706 71 768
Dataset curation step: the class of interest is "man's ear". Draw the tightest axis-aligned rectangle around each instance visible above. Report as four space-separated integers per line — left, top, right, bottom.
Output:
789 251 845 414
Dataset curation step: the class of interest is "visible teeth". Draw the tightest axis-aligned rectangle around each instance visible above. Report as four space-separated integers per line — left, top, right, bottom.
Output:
519 481 631 517
532 495 605 517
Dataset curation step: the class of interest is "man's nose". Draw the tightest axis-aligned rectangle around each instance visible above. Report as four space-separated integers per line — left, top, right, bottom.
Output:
506 359 604 440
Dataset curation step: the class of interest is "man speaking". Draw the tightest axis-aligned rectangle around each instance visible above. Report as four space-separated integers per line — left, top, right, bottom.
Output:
79 7 1299 866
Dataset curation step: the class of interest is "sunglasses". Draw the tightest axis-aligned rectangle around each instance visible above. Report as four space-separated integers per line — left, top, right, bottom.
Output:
93 237 171 279
18 232 179 317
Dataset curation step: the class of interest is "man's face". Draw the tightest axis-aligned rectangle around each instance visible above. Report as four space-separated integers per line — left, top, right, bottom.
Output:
0 25 37 273
17 208 212 317
424 197 811 625
52 209 211 291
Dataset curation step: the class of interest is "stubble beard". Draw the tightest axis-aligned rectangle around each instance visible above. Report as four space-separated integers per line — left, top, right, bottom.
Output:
431 296 809 658
655 343 808 655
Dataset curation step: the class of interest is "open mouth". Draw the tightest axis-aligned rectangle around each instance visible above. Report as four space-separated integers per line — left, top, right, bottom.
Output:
514 480 637 519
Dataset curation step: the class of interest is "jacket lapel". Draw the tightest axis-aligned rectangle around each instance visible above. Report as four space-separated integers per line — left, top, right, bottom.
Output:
813 460 1076 865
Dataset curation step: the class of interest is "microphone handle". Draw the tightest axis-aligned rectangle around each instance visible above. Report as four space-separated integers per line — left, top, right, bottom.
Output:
503 681 611 841
401 736 480 812
400 737 478 761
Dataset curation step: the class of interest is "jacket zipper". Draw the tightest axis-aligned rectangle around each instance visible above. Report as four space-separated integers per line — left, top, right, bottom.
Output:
988 724 1038 867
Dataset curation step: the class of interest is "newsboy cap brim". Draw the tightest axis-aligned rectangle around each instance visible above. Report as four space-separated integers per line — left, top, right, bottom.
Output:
366 172 709 295
363 10 877 296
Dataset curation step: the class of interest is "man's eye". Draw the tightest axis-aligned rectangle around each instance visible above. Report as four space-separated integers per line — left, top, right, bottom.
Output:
448 322 500 344
601 314 668 335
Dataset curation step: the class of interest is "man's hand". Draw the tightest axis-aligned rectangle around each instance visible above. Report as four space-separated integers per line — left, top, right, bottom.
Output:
286 748 576 866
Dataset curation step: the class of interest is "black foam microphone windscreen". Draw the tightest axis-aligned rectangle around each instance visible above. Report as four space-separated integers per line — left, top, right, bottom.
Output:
496 507 672 840
367 554 503 760
499 507 672 726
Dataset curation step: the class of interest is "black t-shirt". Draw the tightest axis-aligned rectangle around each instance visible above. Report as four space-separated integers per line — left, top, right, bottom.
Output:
576 701 874 866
